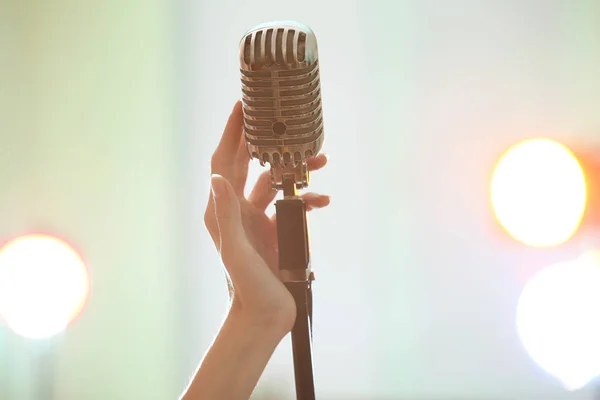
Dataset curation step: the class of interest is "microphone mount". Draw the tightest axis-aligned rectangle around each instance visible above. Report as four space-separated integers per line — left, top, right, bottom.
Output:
269 159 310 190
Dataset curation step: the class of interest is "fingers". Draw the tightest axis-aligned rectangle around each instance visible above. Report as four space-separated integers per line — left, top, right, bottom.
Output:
248 153 329 211
205 101 245 244
248 170 277 211
210 174 271 293
232 135 251 195
210 101 244 177
204 197 219 248
300 192 331 210
269 193 331 224
307 153 328 172
210 174 246 252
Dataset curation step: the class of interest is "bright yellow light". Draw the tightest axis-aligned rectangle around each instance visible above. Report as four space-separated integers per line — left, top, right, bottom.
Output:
516 252 600 390
0 234 89 339
491 138 587 247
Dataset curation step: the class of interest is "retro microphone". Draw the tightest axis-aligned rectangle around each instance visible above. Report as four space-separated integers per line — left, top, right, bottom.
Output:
239 21 324 400
239 21 324 189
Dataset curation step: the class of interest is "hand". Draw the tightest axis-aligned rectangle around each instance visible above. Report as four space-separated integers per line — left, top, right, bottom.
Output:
181 100 330 400
204 100 330 334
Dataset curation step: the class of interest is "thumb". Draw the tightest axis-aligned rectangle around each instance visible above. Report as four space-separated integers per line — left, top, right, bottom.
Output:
210 174 246 255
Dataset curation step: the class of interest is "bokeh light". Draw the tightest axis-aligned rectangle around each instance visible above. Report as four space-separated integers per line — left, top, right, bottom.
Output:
491 138 587 247
516 251 600 390
0 234 89 339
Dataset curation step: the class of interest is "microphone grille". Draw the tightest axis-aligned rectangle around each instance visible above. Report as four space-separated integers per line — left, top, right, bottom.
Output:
242 26 309 67
239 22 324 167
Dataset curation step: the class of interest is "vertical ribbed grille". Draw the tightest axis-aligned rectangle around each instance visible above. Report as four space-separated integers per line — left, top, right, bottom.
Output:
265 29 273 66
243 35 251 64
298 32 306 62
254 30 263 66
286 30 294 63
240 23 323 166
275 29 284 65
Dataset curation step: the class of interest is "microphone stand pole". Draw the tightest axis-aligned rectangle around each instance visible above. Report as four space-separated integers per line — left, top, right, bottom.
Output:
275 173 316 400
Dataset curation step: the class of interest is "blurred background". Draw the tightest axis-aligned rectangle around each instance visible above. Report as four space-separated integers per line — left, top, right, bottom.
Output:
2 0 600 399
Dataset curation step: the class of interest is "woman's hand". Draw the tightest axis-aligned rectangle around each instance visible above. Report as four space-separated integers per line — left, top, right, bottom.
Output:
181 101 329 400
204 100 330 334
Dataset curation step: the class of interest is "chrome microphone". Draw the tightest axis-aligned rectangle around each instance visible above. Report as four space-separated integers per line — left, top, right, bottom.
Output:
239 21 324 190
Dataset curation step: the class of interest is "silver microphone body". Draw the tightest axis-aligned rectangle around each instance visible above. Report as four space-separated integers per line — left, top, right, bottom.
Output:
239 21 324 190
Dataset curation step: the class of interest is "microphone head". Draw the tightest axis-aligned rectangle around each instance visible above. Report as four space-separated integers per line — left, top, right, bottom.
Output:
239 21 324 189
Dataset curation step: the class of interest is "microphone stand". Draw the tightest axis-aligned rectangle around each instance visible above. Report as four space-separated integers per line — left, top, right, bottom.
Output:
275 173 316 400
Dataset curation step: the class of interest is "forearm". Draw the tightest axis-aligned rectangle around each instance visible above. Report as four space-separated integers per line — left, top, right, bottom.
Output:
181 311 289 400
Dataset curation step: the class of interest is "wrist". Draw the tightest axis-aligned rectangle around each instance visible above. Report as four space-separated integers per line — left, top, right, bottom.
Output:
182 298 293 400
228 301 296 340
